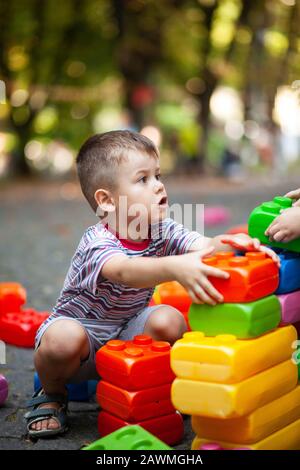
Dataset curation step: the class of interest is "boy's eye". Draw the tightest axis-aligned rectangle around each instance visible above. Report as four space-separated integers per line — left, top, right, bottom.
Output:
139 176 147 183
155 174 161 180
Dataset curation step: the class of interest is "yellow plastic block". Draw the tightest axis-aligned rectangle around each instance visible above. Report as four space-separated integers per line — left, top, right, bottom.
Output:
192 386 300 444
192 418 300 450
171 327 296 384
171 360 297 418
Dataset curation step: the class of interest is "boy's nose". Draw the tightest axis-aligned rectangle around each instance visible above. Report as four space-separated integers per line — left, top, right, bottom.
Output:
154 180 164 193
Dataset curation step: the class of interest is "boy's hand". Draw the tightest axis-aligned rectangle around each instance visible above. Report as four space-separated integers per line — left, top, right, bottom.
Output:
285 188 300 207
265 206 300 243
220 233 280 266
173 246 230 306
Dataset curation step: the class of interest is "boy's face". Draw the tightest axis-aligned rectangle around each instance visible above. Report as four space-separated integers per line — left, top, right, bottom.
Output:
114 151 168 233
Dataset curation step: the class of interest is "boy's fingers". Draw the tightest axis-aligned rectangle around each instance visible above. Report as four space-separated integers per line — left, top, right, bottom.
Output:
285 189 300 199
203 265 230 279
200 278 224 302
266 223 280 237
259 246 280 265
198 246 215 258
251 238 260 250
273 230 287 242
193 284 216 306
187 289 202 304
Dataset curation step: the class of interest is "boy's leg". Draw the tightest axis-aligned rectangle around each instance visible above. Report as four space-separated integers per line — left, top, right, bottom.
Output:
30 319 90 432
118 305 187 345
143 305 187 344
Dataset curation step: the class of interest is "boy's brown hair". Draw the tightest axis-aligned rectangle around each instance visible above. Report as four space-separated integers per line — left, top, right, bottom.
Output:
76 130 159 212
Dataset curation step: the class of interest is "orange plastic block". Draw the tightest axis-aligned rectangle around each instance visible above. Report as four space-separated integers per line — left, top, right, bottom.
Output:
98 410 184 446
0 308 49 348
0 283 26 315
96 335 175 391
202 251 279 303
97 381 175 421
156 282 192 313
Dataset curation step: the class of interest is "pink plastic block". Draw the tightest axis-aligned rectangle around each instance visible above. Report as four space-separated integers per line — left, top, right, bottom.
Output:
203 207 231 227
0 375 8 405
278 291 300 325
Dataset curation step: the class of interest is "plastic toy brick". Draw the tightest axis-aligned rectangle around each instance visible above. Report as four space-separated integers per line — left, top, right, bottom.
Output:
192 385 300 444
0 308 49 348
97 410 184 446
248 196 300 253
34 372 97 402
0 282 26 315
171 359 297 419
96 335 175 391
201 251 279 303
83 425 172 450
275 251 300 294
0 374 8 405
97 381 174 421
188 295 281 339
278 291 300 325
192 418 300 450
156 282 191 313
171 326 296 384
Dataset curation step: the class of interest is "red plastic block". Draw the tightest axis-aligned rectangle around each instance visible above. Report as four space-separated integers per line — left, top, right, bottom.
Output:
97 381 175 421
202 251 279 303
0 283 26 315
96 335 175 391
98 410 184 446
0 308 49 348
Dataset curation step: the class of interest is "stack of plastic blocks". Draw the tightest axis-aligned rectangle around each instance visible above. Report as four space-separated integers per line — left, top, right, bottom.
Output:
248 196 300 328
0 282 49 347
0 374 8 406
96 334 184 446
152 282 191 330
34 372 98 402
171 251 300 450
83 425 172 450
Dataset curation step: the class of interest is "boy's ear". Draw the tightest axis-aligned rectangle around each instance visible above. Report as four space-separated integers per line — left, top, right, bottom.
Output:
94 188 116 213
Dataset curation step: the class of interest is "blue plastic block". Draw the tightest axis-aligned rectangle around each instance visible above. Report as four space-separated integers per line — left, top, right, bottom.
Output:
34 372 97 402
275 250 300 295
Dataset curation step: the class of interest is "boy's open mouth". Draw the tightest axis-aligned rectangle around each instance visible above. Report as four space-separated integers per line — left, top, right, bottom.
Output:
158 196 168 206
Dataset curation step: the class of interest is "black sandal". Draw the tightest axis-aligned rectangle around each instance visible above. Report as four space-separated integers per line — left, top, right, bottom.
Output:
24 388 68 438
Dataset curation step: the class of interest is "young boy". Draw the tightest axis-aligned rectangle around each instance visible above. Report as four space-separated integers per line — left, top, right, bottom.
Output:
265 188 300 243
25 130 278 437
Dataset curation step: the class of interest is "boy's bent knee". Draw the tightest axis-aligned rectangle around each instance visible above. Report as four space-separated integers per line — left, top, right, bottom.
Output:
144 306 187 344
37 320 89 362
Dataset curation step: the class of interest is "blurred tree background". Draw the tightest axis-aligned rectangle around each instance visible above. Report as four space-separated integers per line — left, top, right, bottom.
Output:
0 0 299 179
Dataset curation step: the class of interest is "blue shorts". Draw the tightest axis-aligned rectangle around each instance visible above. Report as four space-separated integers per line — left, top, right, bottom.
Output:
35 304 179 383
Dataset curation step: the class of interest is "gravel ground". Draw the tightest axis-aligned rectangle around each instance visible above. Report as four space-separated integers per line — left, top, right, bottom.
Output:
0 174 298 450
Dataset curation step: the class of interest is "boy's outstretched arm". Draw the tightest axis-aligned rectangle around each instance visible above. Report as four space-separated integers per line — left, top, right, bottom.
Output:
101 247 230 305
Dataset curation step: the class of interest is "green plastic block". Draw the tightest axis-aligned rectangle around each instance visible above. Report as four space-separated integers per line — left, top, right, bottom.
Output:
82 425 172 451
188 295 281 339
248 196 300 253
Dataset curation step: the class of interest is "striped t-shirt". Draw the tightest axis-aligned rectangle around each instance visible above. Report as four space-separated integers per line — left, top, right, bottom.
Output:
39 217 203 348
